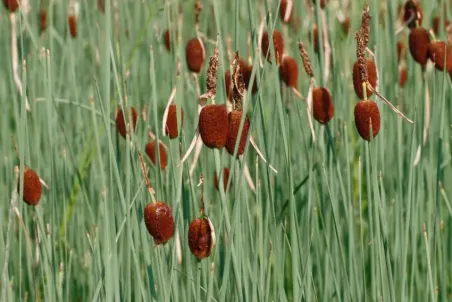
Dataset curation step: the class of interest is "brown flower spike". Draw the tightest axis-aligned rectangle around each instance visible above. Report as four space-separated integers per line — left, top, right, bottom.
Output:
428 41 452 71
354 100 381 141
165 104 184 139
115 106 138 139
186 38 206 73
279 0 293 24
3 0 18 12
279 56 299 88
213 168 232 192
18 167 43 206
198 104 229 149
145 140 168 170
261 30 284 64
403 0 423 29
144 201 175 245
408 27 430 65
312 87 334 124
352 59 377 99
225 110 250 156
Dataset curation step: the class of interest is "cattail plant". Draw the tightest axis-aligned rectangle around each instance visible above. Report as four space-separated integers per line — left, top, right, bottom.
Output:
337 11 350 35
145 130 168 170
353 5 413 141
428 41 452 71
97 0 105 13
115 105 138 139
162 63 185 140
432 14 450 35
68 2 79 39
397 41 406 62
39 7 47 33
403 0 423 29
261 30 284 64
279 0 293 24
399 66 408 87
137 146 175 245
298 42 334 133
188 176 216 260
312 0 327 9
13 137 47 206
408 27 430 66
279 55 303 98
3 0 18 12
185 0 206 73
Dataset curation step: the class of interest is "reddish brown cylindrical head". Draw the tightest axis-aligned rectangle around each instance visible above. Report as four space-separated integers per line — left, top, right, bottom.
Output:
144 201 175 245
354 100 381 141
163 29 171 51
312 0 327 9
17 167 42 206
213 168 232 192
399 67 408 87
279 0 293 23
432 16 450 35
261 30 284 64
403 0 423 29
397 41 406 63
198 104 229 149
3 0 19 12
341 17 351 35
165 104 184 139
312 87 334 124
238 59 259 94
68 15 77 38
225 70 232 101
279 56 299 88
408 27 430 65
428 41 452 71
145 141 168 170
188 217 216 260
226 110 250 156
311 25 320 53
186 38 205 73
39 9 48 33
116 106 138 139
352 59 377 99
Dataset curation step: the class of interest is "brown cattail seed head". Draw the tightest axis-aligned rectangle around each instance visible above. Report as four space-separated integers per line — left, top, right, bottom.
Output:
279 56 299 88
280 0 293 24
298 42 314 78
115 106 138 139
213 168 231 192
399 67 408 87
261 30 284 64
144 201 175 245
428 41 452 71
311 25 321 53
238 59 258 94
225 70 233 101
68 15 77 38
312 87 334 124
397 41 406 62
312 0 327 9
408 28 431 65
145 141 167 170
17 167 42 206
186 38 206 73
403 0 423 29
206 46 220 95
354 100 381 141
165 104 184 139
188 217 216 260
163 29 171 51
3 0 18 12
353 59 377 99
226 110 250 156
342 17 351 35
198 104 229 149
39 9 48 33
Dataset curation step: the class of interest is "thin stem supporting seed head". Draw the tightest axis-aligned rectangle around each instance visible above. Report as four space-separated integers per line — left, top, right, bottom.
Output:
298 42 314 78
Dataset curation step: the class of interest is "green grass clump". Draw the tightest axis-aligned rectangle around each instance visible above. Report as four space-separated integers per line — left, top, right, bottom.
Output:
1 0 452 301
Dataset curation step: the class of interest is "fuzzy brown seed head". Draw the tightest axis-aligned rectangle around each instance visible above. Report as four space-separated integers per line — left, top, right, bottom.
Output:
188 217 216 260
352 59 377 99
225 70 233 101
298 42 314 78
238 59 258 94
280 0 293 23
144 201 175 245
397 41 406 62
68 15 77 38
165 104 184 139
408 27 431 65
312 87 334 124
206 46 220 95
310 25 321 54
145 141 167 170
428 41 452 71
213 168 232 192
226 110 250 156
342 17 351 35
279 56 299 88
163 29 171 51
17 167 42 206
399 67 408 87
40 9 48 33
232 53 246 108
403 0 423 29
432 16 450 35
354 100 381 141
261 30 284 64
115 106 138 139
312 0 327 9
198 104 229 149
186 38 206 73
3 0 18 12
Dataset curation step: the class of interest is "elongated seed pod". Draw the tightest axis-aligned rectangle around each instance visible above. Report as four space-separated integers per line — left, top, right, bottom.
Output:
198 104 229 149
279 56 299 88
188 217 216 259
312 87 334 124
404 0 423 29
186 37 206 73
145 141 167 170
261 30 284 64
163 29 171 51
3 0 18 12
408 27 430 65
280 0 293 23
115 107 138 139
39 9 48 33
352 59 377 99
17 167 42 206
165 104 184 139
354 100 380 141
397 41 406 62
238 59 258 94
399 67 408 87
213 168 231 192
428 41 452 71
226 110 250 156
144 201 175 245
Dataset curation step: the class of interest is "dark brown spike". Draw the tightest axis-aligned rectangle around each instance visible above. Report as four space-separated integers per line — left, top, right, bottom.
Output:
17 168 42 206
213 168 232 192
225 110 250 156
397 41 406 63
261 30 284 64
186 38 206 73
312 87 334 124
352 59 377 99
39 9 48 33
408 27 430 65
280 0 293 24
198 104 229 149
3 0 18 12
145 141 168 170
165 104 184 139
399 67 408 87
403 0 423 29
188 217 216 259
115 106 138 139
279 56 299 88
144 201 175 245
428 41 452 71
68 15 77 38
354 100 381 141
